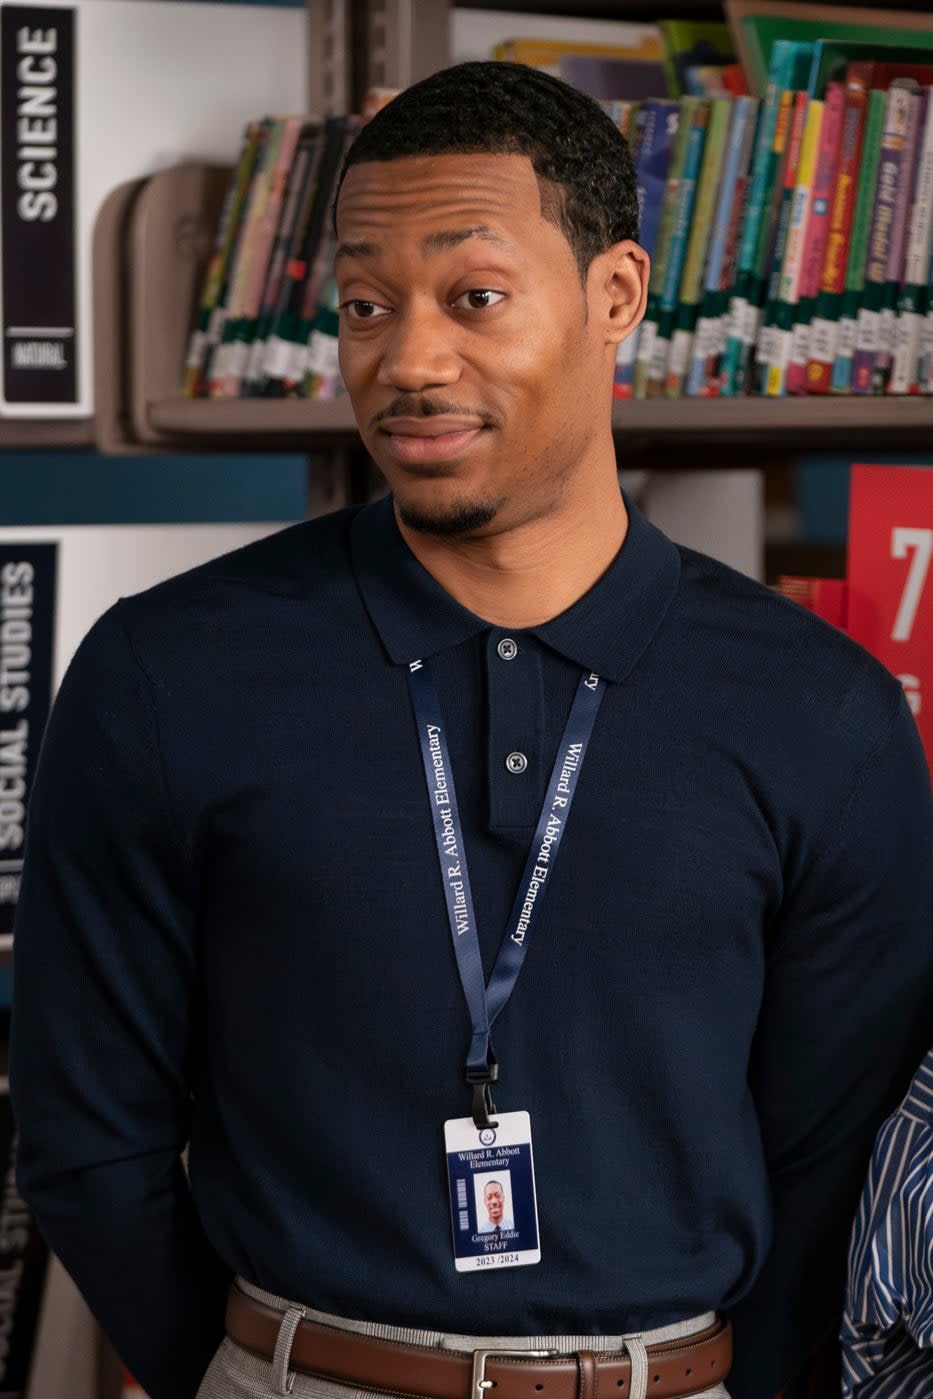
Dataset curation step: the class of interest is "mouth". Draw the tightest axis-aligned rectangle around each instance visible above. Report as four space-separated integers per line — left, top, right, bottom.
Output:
377 422 489 466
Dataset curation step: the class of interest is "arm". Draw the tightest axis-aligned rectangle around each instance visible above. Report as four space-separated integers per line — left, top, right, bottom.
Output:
10 605 231 1399
728 686 933 1399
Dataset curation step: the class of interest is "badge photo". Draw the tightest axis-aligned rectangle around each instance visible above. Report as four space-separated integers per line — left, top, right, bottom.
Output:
443 1111 541 1272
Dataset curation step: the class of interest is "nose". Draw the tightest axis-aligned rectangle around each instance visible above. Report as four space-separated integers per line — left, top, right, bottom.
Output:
376 301 460 393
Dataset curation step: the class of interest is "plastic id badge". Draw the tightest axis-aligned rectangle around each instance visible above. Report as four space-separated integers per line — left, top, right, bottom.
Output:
443 1110 541 1272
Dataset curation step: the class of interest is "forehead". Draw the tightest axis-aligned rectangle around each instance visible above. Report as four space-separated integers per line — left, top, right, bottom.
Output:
335 151 550 247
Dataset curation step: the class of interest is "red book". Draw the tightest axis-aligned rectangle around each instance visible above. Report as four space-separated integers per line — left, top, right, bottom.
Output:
847 464 933 767
776 575 848 629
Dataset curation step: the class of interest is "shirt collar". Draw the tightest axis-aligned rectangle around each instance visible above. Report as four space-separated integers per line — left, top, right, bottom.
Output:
350 488 681 684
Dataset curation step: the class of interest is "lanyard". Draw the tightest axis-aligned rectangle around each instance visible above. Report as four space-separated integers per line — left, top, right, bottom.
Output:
406 657 606 1126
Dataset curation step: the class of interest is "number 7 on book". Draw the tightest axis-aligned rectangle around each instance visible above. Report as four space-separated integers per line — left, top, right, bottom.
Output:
848 466 933 763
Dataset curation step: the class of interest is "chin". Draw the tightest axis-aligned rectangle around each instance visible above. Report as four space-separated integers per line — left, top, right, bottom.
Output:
394 488 502 539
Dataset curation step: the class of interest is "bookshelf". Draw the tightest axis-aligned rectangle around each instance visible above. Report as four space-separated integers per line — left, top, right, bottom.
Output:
89 0 933 463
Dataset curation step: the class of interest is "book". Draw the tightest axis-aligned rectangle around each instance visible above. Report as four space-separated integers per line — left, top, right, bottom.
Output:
244 122 321 395
684 66 735 99
214 114 303 398
302 271 343 399
720 38 813 395
199 118 273 396
775 575 848 628
831 87 888 391
558 54 668 100
724 0 933 100
762 93 824 394
208 116 288 397
807 41 933 100
893 93 933 392
722 64 752 97
659 19 735 97
786 81 845 394
851 81 916 393
278 116 361 395
633 96 699 397
614 99 681 398
806 67 871 393
602 99 642 145
645 98 711 396
891 89 933 392
874 87 926 391
921 240 933 390
258 115 351 397
183 120 262 398
753 90 810 392
494 35 664 72
666 97 733 396
687 95 760 395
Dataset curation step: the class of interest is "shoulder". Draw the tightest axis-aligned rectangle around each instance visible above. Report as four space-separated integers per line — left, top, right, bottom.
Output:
671 541 905 760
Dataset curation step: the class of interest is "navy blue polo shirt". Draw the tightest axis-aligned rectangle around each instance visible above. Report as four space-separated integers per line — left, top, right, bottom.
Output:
10 490 933 1399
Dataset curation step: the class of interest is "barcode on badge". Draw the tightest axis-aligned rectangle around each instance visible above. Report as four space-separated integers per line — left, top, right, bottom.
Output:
457 1178 469 1231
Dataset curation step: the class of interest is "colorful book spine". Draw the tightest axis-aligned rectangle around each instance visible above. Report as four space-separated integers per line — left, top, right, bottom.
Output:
215 115 303 398
754 90 810 391
645 98 710 396
891 88 933 393
614 100 680 399
921 240 933 390
806 70 869 394
831 88 887 392
762 94 823 394
719 39 812 395
633 97 698 398
687 96 760 396
183 121 261 397
874 88 925 392
209 117 282 397
666 97 732 396
200 118 271 396
786 82 845 394
258 116 348 396
302 271 343 399
243 124 320 395
852 82 914 393
281 117 361 394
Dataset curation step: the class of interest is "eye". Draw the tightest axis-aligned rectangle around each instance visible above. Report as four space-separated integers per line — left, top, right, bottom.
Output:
453 289 506 311
338 299 391 321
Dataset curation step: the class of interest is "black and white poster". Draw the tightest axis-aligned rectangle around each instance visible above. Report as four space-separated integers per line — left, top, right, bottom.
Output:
1 5 77 407
0 543 56 937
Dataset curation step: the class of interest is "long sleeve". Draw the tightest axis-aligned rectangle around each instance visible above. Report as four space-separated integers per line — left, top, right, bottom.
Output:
728 686 933 1399
9 604 231 1399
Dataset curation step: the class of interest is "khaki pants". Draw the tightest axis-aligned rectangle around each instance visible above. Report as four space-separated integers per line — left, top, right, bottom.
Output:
196 1275 731 1399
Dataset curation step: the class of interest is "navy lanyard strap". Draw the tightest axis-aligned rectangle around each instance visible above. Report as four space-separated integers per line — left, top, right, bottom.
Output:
406 657 606 1126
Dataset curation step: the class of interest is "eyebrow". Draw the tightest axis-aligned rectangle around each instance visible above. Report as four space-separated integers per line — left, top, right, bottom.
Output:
334 225 514 264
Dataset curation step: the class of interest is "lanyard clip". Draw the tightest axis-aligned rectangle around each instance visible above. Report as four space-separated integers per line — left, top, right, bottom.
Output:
466 1059 499 1131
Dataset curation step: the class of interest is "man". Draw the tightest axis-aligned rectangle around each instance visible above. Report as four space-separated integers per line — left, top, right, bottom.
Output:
478 1180 515 1234
10 61 933 1399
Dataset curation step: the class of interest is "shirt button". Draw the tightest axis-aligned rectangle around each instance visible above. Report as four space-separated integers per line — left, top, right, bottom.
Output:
505 751 528 774
497 637 518 661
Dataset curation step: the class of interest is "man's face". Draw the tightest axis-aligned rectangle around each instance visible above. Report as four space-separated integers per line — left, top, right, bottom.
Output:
484 1182 504 1224
334 152 639 538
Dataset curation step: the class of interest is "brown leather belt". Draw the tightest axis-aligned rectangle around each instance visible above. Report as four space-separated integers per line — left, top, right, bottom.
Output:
225 1285 732 1399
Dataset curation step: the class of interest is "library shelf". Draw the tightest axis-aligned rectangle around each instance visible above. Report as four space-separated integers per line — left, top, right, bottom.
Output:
0 418 94 449
142 392 933 462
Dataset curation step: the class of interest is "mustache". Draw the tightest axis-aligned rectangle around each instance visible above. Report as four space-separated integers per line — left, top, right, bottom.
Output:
371 398 499 429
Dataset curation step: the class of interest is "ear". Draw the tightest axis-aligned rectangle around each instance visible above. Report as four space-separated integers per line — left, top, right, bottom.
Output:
593 240 650 347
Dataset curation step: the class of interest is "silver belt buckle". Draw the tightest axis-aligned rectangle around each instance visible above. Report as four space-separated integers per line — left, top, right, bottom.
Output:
471 1348 559 1397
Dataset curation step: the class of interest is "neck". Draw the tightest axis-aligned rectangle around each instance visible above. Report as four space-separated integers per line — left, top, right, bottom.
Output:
395 477 628 629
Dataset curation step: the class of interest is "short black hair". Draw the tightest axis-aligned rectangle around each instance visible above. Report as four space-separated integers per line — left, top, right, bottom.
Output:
333 61 639 284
